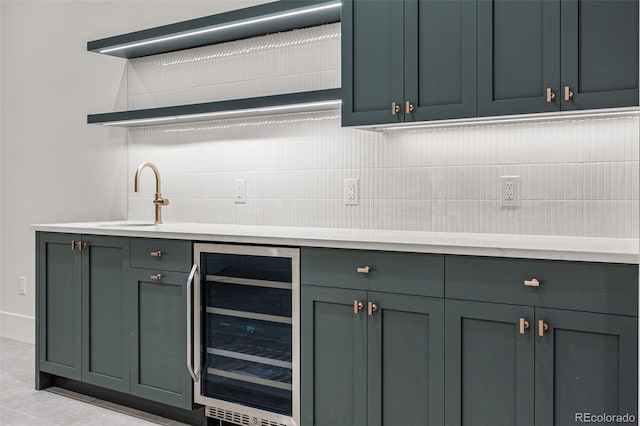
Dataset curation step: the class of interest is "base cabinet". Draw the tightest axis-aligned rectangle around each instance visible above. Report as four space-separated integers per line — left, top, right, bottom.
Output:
130 269 192 409
36 232 193 410
301 285 444 426
445 300 638 426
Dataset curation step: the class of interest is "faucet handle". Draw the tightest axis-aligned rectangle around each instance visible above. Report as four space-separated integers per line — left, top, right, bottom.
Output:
154 198 169 206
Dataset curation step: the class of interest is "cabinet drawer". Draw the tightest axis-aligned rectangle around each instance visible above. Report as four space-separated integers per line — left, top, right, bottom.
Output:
301 248 444 297
130 238 191 272
445 256 638 316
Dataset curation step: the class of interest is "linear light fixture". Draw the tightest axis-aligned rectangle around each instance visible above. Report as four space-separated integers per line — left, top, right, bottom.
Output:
100 100 342 126
99 2 342 54
373 106 640 131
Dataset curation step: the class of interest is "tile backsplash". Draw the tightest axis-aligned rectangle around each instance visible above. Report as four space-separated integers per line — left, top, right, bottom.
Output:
127 23 639 239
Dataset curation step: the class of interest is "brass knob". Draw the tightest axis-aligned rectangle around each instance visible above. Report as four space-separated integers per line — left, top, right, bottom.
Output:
71 240 78 250
546 88 556 103
368 302 378 316
150 274 162 281
519 318 530 335
538 320 549 337
357 266 370 274
405 101 415 113
564 86 574 101
524 279 540 287
391 102 401 115
150 251 163 257
353 300 364 314
79 241 87 251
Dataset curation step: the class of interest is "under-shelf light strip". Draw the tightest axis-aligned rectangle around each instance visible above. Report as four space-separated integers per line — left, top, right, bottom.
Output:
100 100 342 126
99 2 342 54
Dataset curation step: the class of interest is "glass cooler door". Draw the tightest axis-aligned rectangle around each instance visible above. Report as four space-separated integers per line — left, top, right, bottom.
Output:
193 245 299 424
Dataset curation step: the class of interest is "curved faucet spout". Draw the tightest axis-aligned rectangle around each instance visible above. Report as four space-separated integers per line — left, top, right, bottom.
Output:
134 161 169 224
134 161 162 194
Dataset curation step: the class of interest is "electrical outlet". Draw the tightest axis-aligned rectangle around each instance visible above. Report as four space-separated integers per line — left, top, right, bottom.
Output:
344 178 359 206
18 276 26 296
500 175 519 207
234 179 246 204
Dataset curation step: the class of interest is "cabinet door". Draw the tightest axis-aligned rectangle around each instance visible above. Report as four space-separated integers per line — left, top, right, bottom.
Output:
342 0 405 126
37 232 82 380
404 0 476 121
477 0 560 116
560 0 639 110
81 236 130 393
367 292 444 426
130 269 192 409
301 286 367 426
535 308 638 426
445 300 535 426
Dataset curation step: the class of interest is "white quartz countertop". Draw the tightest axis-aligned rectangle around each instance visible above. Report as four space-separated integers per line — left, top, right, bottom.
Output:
31 221 639 264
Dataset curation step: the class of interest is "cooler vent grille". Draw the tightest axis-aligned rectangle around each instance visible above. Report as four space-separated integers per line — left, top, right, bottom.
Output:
206 406 287 426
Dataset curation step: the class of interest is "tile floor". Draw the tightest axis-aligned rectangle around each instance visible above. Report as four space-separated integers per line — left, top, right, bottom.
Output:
0 337 189 425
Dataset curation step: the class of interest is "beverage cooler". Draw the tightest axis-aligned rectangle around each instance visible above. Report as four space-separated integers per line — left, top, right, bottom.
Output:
189 244 300 426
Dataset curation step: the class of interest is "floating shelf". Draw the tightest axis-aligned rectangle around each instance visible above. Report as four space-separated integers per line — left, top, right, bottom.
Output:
87 89 342 127
87 0 342 59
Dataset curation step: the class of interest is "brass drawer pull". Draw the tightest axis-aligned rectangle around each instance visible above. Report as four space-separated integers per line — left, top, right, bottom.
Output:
538 320 549 337
564 86 574 101
79 241 87 251
546 87 556 102
368 302 378 316
519 318 530 335
150 274 162 281
353 300 364 314
71 240 78 250
391 102 400 115
150 251 163 257
405 101 415 113
357 266 370 274
524 279 540 287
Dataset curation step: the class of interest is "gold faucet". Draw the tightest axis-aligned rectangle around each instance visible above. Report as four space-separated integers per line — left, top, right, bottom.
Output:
134 161 169 224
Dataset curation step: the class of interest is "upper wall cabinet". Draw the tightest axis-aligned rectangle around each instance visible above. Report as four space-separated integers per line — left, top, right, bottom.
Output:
341 0 477 126
478 0 639 116
343 0 639 126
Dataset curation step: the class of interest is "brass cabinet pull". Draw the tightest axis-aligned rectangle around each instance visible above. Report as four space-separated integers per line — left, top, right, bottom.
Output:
353 300 364 314
564 86 574 101
150 251 163 257
79 241 87 251
356 266 370 274
538 320 549 337
391 102 401 115
71 240 78 250
150 274 162 281
524 279 540 287
405 101 415 113
368 302 378 316
546 88 556 102
519 318 530 335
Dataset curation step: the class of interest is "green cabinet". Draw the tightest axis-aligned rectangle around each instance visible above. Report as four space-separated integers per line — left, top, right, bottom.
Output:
344 0 638 125
130 269 192 409
301 248 445 426
302 286 444 426
446 300 638 426
342 0 476 126
81 235 130 393
37 233 82 381
478 0 638 116
36 232 193 410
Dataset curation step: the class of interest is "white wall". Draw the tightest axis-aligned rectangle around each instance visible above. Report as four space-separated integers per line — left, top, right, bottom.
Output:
0 0 272 343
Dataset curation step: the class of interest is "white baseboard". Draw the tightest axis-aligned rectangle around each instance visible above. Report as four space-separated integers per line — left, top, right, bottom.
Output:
0 311 35 344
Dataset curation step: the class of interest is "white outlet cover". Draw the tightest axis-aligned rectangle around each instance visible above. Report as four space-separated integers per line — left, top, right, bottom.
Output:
344 178 359 206
234 179 246 204
18 276 26 296
500 175 519 207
